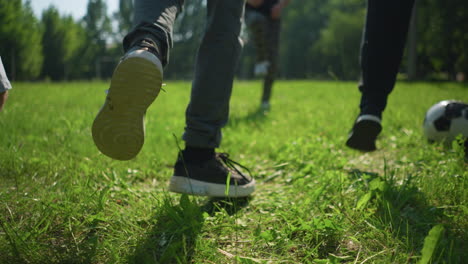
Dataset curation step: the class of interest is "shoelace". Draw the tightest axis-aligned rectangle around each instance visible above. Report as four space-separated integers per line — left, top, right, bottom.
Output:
138 40 161 58
216 153 252 181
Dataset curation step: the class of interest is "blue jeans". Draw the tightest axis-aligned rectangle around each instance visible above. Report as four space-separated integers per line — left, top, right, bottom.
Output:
123 0 245 148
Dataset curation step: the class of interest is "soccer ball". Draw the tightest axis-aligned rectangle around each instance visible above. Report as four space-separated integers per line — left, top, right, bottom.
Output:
423 100 468 144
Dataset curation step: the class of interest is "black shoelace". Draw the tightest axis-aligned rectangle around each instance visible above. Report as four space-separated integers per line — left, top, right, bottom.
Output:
216 153 252 182
138 39 160 58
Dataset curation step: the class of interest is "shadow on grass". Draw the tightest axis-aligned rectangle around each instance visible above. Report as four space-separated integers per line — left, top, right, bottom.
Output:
203 196 251 216
347 169 465 263
228 106 269 127
0 195 107 264
128 195 250 263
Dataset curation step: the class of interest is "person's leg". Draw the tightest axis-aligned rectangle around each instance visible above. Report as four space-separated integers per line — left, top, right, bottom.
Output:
245 10 270 76
170 0 255 197
123 0 185 66
346 0 415 152
183 0 244 149
92 0 183 160
261 18 280 107
359 0 415 118
245 10 269 62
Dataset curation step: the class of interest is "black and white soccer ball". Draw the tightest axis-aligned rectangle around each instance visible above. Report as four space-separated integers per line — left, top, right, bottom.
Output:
423 100 468 144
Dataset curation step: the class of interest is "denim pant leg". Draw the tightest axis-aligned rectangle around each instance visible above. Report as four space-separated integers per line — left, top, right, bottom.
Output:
183 0 245 148
122 0 185 66
359 0 415 117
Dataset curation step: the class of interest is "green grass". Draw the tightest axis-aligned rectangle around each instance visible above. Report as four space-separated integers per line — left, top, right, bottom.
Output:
0 80 467 263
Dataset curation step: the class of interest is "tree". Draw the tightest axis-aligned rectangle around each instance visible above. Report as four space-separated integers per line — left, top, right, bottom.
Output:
313 8 365 80
41 7 86 80
278 0 329 78
164 0 206 79
417 0 468 80
62 17 88 80
113 0 134 41
41 7 62 80
0 0 43 80
81 0 112 79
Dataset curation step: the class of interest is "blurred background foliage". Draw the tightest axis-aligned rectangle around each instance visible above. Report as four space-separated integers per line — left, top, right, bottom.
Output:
0 0 467 82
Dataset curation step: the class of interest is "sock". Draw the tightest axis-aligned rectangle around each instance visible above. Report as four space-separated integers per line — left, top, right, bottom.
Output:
128 34 162 61
359 111 382 120
182 146 215 162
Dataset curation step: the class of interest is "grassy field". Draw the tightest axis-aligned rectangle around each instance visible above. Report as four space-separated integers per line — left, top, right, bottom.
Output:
0 80 467 263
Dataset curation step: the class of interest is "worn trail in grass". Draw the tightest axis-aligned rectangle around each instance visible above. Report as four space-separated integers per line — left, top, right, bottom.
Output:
0 81 467 263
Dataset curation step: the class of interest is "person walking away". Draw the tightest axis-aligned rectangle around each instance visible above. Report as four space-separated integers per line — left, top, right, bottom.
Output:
245 0 291 110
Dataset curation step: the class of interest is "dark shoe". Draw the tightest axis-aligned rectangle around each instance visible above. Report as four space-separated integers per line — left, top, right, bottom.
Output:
169 153 256 197
346 114 382 152
92 39 163 160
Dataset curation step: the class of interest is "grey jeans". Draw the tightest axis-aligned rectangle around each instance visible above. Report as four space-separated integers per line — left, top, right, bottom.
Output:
0 57 12 93
124 0 245 149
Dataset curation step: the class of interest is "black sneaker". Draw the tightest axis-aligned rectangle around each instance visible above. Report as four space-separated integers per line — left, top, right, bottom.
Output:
346 114 382 152
92 39 163 160
169 153 256 197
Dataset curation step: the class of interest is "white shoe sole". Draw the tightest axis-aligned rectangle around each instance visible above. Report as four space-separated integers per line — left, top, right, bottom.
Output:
169 176 256 197
92 50 163 160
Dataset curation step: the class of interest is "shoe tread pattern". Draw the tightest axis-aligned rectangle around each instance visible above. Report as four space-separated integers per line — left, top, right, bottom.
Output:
92 56 162 160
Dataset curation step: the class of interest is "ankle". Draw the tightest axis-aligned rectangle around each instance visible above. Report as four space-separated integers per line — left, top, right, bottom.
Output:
359 112 382 121
128 35 162 60
181 146 215 163
357 114 382 123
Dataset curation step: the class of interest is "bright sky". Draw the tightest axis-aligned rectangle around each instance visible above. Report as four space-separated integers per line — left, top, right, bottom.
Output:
30 0 119 20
